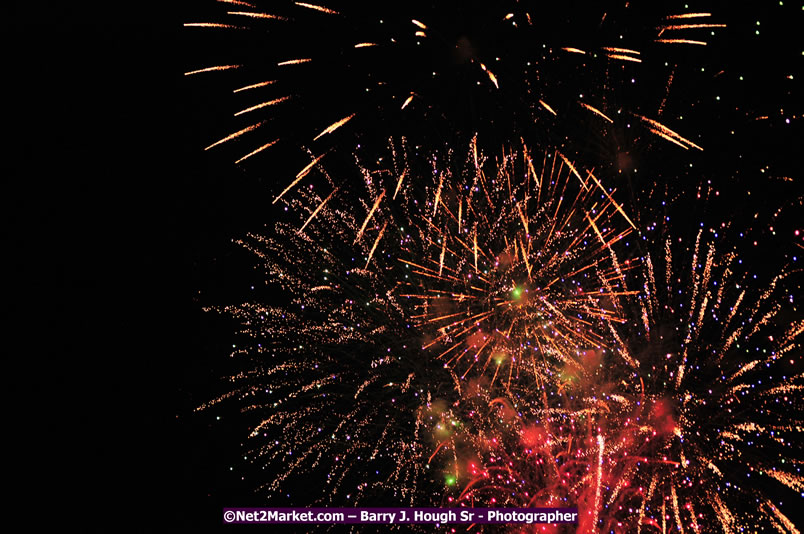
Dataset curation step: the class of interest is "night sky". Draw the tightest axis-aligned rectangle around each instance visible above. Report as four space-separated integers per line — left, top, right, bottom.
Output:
12 1 800 532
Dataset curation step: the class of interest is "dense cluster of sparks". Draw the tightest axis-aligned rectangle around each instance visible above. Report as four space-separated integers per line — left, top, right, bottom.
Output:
198 139 635 505
186 2 802 532
396 140 637 386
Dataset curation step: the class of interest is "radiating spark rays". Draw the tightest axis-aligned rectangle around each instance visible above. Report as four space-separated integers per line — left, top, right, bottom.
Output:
187 2 730 216
397 143 633 382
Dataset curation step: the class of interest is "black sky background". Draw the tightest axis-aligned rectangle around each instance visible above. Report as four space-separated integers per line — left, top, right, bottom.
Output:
11 1 800 532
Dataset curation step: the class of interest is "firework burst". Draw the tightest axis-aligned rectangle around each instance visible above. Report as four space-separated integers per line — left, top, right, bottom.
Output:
601 225 803 533
393 138 637 386
196 136 640 508
441 220 802 533
197 192 450 506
